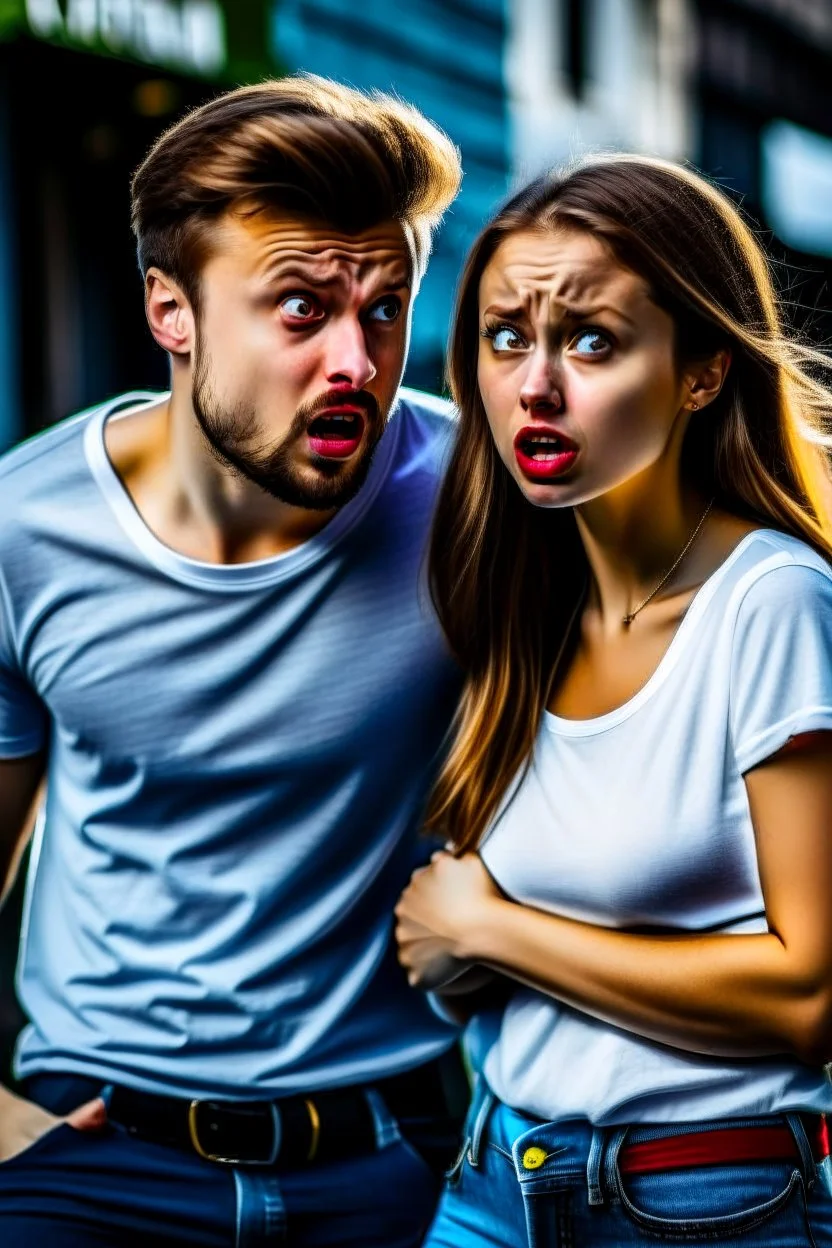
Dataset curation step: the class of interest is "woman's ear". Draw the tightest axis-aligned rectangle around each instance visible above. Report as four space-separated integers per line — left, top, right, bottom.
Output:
685 348 732 413
144 268 194 358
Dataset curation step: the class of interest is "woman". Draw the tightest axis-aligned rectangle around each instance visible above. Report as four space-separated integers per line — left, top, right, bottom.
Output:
395 155 832 1247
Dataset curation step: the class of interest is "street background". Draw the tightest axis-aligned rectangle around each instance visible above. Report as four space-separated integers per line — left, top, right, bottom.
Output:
1 0 832 1072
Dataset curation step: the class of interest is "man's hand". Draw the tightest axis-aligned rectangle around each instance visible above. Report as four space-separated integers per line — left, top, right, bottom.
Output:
0 1085 107 1163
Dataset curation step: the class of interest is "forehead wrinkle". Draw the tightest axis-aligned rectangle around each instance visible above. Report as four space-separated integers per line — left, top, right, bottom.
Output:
483 270 647 338
483 226 649 320
214 212 411 283
495 261 622 306
257 246 410 291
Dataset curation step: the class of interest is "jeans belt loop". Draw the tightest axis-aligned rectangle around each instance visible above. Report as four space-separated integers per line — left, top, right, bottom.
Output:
363 1087 401 1150
468 1088 497 1168
602 1125 629 1202
784 1112 817 1188
586 1127 607 1207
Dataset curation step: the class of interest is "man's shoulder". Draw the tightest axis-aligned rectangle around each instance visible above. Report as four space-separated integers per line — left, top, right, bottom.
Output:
395 386 457 432
0 406 94 493
390 387 457 477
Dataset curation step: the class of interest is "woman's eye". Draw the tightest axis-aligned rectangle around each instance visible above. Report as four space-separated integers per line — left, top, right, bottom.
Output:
572 329 611 357
487 325 528 352
368 297 401 323
280 295 321 321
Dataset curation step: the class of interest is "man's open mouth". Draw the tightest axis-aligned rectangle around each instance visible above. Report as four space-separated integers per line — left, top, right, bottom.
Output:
307 410 366 459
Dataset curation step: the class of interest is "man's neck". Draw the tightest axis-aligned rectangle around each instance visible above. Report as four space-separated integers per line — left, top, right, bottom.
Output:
103 393 337 565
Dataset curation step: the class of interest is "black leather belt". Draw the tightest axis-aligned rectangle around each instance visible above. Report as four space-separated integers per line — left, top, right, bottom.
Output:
106 1047 468 1168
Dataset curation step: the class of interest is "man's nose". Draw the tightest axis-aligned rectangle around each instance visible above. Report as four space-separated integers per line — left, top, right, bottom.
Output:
519 346 563 414
325 318 377 391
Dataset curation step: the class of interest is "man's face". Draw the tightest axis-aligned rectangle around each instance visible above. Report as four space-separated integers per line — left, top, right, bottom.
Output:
191 211 414 510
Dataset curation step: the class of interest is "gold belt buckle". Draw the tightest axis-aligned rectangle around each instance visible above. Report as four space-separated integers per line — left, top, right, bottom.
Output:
304 1098 321 1162
188 1099 281 1166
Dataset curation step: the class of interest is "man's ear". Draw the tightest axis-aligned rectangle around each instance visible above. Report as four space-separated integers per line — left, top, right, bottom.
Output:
145 268 194 357
684 348 732 413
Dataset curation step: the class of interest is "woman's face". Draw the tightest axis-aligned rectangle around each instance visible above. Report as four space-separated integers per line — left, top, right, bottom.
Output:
477 226 692 509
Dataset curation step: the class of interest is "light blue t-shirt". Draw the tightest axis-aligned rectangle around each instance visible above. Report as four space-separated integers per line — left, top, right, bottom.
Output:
0 389 460 1098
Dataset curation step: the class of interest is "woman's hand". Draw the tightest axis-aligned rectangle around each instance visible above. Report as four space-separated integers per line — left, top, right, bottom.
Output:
395 852 502 988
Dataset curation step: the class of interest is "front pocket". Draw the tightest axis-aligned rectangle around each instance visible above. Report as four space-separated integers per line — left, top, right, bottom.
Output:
616 1161 807 1242
0 1121 77 1170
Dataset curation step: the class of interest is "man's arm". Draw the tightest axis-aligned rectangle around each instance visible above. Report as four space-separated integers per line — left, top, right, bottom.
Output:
0 751 106 1160
0 753 45 906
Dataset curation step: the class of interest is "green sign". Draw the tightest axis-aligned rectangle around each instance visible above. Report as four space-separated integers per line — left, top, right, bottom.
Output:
0 0 276 81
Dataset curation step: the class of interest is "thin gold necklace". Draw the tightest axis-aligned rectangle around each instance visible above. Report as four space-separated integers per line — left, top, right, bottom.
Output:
622 498 715 627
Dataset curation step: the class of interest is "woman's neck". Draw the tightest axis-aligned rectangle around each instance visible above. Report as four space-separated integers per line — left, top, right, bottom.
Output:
574 469 710 633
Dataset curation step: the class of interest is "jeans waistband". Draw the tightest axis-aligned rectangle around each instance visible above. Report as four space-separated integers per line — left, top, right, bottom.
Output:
464 1082 823 1207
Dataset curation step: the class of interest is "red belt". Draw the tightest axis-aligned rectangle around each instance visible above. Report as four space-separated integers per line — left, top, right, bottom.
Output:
619 1115 830 1176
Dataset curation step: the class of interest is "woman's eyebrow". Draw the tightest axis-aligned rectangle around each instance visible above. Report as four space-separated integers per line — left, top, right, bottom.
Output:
482 299 637 327
482 304 527 320
558 303 637 327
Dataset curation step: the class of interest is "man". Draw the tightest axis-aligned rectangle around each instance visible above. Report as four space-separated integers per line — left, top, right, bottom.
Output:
0 76 465 1246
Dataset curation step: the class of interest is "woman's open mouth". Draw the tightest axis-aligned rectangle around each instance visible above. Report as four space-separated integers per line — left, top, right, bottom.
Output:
307 409 366 459
513 426 578 481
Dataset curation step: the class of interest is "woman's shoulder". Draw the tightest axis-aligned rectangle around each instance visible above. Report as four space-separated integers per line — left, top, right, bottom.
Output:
722 530 832 773
720 528 832 613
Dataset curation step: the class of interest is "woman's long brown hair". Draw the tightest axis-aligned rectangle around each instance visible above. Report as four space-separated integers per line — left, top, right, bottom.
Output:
426 155 832 854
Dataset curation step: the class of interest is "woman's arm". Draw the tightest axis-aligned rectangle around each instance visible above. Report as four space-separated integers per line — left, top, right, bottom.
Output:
396 734 832 1063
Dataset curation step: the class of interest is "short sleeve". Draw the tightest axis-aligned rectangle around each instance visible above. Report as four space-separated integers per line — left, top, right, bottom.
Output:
0 578 47 758
729 561 832 774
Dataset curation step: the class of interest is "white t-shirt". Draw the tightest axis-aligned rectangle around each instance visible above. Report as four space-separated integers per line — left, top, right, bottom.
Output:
480 529 832 1125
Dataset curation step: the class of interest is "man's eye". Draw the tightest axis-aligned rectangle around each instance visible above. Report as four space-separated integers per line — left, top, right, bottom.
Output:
367 297 401 323
484 325 528 352
572 329 611 357
280 295 321 321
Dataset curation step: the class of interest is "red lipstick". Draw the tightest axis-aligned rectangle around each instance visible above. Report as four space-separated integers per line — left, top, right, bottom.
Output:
513 425 578 481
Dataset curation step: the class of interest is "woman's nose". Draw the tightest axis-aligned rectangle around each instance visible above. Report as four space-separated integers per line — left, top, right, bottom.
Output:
519 347 563 414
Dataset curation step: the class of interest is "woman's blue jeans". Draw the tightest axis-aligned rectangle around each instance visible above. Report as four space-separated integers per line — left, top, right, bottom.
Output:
425 1080 832 1247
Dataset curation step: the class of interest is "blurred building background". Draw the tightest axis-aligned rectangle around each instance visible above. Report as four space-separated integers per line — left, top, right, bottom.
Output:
1 0 832 448
0 0 510 449
3 0 832 1068
510 0 832 340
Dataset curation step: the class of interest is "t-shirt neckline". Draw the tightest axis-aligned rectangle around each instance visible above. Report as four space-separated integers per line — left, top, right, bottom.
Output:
83 390 400 591
544 529 777 737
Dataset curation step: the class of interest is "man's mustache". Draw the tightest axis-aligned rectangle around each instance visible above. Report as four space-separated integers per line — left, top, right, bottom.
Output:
298 389 380 426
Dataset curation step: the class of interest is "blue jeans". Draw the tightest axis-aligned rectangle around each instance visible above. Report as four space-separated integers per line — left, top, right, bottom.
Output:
426 1081 832 1247
0 1073 446 1246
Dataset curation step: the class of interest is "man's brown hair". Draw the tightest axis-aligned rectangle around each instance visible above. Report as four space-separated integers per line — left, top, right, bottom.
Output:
131 74 462 308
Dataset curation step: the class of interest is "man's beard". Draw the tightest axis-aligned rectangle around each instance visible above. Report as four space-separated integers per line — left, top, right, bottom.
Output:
191 343 384 511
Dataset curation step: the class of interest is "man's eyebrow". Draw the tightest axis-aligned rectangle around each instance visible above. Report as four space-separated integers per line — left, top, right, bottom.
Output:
259 263 337 287
259 261 411 289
